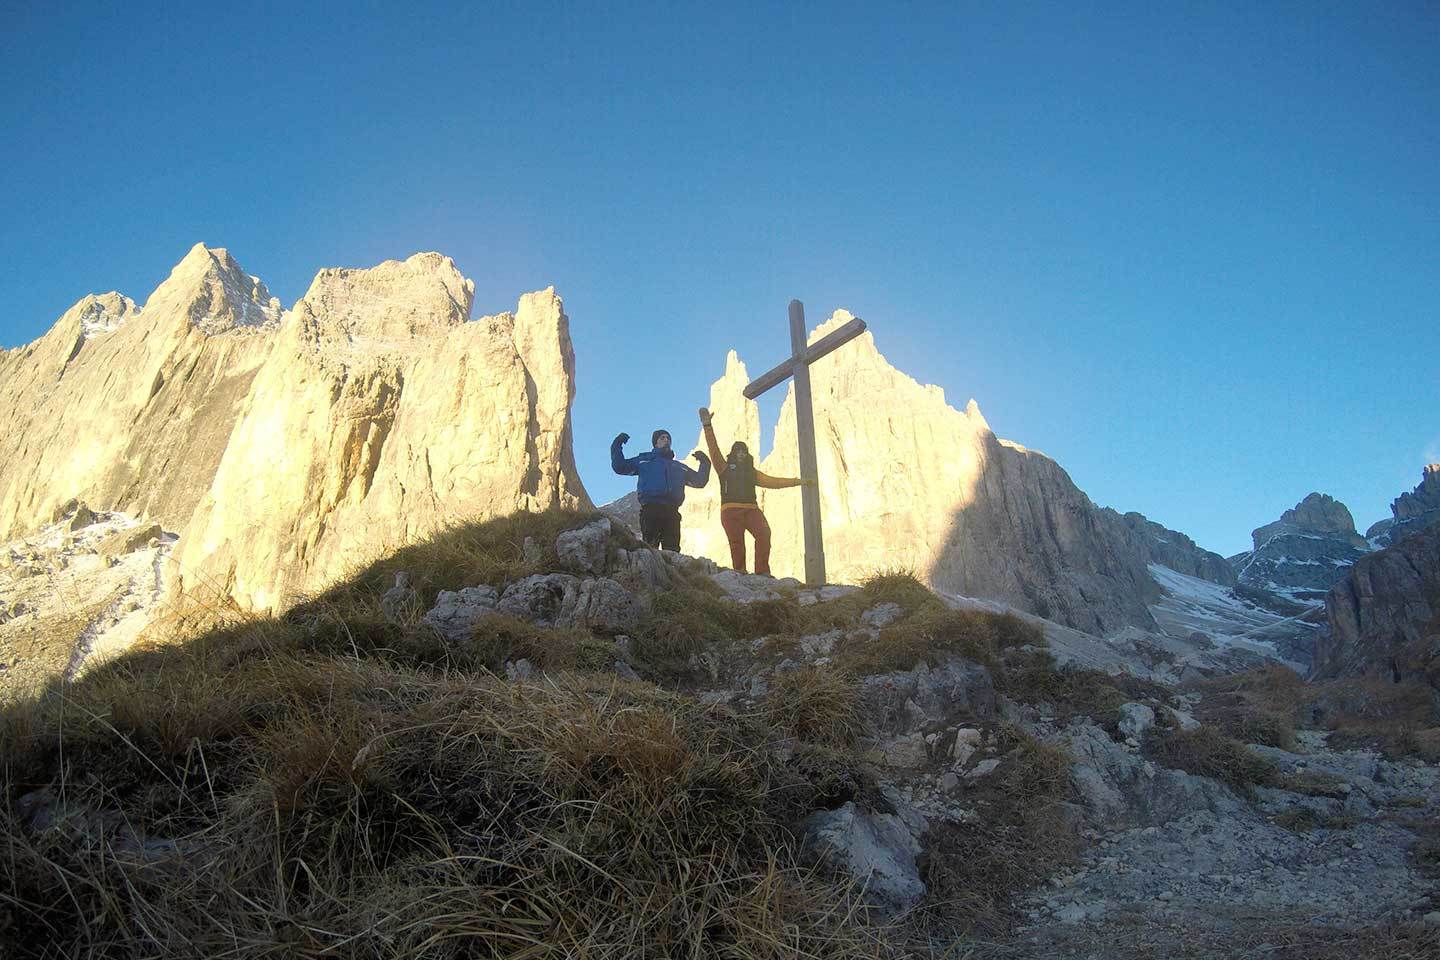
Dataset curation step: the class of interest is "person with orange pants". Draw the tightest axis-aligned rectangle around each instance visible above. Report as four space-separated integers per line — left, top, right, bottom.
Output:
699 407 812 576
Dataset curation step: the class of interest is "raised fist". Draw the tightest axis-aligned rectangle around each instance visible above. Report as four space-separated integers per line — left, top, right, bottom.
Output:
614 432 630 446
698 407 713 425
693 450 710 465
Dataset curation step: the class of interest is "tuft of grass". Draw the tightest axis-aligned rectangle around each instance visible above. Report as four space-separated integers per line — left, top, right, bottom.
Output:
1191 664 1303 749
855 568 943 613
836 608 1042 675
1277 770 1351 799
765 667 865 747
993 649 1171 735
1145 726 1278 791
1272 808 1359 832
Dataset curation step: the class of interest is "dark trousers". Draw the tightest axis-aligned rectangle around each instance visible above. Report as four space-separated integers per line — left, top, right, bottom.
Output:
639 503 682 552
720 506 772 575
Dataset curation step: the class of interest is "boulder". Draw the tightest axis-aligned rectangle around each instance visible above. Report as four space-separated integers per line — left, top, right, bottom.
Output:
379 571 419 625
1117 703 1156 740
708 569 787 603
423 586 500 642
497 575 577 625
802 802 925 911
555 518 610 574
611 547 676 592
859 658 996 737
558 577 643 634
66 503 97 531
950 728 983 768
1050 721 1247 828
97 524 164 558
860 603 904 628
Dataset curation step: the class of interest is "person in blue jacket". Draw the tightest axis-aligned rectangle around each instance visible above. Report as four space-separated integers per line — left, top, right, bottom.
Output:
611 427 711 551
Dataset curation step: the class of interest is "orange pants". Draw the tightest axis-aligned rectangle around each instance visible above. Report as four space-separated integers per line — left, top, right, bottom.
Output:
721 506 772 575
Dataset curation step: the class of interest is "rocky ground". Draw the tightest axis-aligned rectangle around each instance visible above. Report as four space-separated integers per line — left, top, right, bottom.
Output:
0 501 175 698
3 511 1436 958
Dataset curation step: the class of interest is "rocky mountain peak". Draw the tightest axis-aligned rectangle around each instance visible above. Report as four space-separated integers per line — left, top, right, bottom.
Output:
295 251 476 351
144 242 282 336
1251 492 1363 550
1234 492 1370 611
1366 464 1440 548
72 292 141 339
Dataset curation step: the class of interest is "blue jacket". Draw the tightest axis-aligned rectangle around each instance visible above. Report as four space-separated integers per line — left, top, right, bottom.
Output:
611 437 710 506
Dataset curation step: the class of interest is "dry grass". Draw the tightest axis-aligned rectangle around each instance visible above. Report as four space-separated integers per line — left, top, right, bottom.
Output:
305 507 616 617
765 667 866 747
0 510 914 960
1 664 897 958
835 608 1041 676
1190 663 1303 749
918 728 1078 937
1144 726 1278 791
993 649 1172 736
1194 664 1439 759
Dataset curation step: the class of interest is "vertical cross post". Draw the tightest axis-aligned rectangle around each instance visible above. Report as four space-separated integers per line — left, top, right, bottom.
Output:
788 300 826 587
743 301 867 587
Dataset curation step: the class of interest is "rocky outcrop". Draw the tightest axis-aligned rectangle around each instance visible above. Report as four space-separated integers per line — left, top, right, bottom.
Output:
1101 510 1236 586
1366 464 1440 549
1231 493 1371 609
0 245 280 539
1320 525 1440 685
170 254 589 612
683 312 1160 635
2 245 590 617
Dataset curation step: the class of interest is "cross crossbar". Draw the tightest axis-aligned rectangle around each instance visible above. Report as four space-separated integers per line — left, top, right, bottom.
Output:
741 315 868 401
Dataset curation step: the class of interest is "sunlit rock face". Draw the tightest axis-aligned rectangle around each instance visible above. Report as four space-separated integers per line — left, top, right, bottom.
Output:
0 244 280 540
1 246 589 616
1231 493 1371 610
692 312 1160 636
1366 464 1440 549
170 255 589 612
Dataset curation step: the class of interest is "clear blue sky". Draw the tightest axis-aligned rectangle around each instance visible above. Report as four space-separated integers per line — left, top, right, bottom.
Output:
3 1 1436 556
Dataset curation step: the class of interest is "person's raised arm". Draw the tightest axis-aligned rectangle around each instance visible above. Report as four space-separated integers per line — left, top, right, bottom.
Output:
684 450 711 488
698 407 726 467
610 432 638 475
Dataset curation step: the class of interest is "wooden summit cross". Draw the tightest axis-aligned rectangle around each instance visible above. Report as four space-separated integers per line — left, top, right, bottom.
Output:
743 300 867 587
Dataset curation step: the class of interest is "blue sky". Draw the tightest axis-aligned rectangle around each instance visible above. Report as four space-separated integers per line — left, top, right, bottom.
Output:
3 1 1436 556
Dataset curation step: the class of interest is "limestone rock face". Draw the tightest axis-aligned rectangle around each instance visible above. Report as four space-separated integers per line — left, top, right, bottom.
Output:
702 312 1162 635
1366 465 1440 549
2 244 589 619
1231 493 1371 609
170 254 589 612
1103 510 1236 586
1320 526 1440 685
0 244 280 539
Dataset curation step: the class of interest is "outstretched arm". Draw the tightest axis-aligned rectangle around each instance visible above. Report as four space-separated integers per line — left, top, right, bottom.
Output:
610 433 638 475
756 469 811 489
